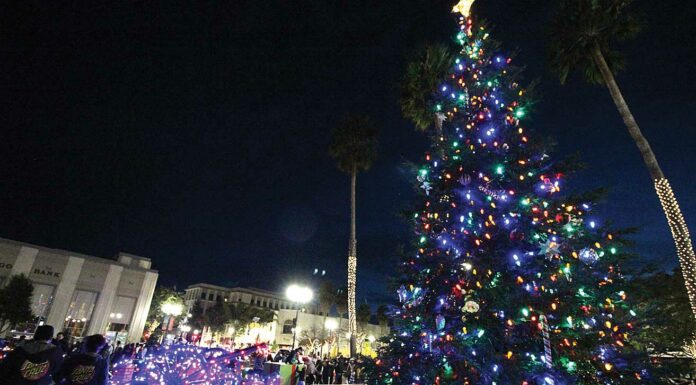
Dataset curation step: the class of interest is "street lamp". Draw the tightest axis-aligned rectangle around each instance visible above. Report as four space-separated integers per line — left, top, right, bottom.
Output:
286 284 313 350
160 302 184 343
325 319 338 331
109 313 124 343
324 319 338 357
179 324 191 341
161 302 183 317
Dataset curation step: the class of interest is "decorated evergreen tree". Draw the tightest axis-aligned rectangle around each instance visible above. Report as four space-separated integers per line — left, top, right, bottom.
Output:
375 1 652 384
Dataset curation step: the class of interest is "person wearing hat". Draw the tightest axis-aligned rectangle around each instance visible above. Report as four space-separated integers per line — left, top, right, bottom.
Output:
56 334 109 385
0 325 64 385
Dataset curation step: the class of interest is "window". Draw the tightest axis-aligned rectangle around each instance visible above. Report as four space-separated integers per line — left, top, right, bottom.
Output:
282 321 294 334
31 284 55 322
201 292 206 300
208 293 214 301
107 296 136 344
107 297 134 331
63 290 99 337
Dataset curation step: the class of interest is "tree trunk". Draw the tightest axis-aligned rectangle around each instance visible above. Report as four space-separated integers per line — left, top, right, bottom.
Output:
593 45 696 319
348 165 358 357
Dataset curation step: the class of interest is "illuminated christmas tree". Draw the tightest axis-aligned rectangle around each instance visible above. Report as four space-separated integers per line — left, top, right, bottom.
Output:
375 1 652 384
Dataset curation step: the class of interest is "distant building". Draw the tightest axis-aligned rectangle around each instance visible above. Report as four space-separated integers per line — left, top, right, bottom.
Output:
184 283 320 314
0 237 158 343
184 283 389 355
275 309 388 356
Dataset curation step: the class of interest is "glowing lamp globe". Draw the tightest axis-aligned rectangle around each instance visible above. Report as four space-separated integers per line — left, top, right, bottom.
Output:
161 302 184 317
285 284 313 304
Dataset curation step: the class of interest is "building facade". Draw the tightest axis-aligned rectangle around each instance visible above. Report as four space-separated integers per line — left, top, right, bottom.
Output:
0 238 158 343
184 283 389 356
275 309 389 357
184 284 319 314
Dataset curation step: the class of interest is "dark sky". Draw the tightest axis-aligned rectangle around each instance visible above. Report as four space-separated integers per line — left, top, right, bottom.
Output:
1 0 695 303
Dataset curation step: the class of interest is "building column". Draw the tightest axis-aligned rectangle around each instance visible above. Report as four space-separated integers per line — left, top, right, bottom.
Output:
86 264 124 336
9 246 39 276
46 256 84 330
127 271 158 343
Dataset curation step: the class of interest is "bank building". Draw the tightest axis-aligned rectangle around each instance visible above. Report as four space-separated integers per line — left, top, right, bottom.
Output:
0 237 158 343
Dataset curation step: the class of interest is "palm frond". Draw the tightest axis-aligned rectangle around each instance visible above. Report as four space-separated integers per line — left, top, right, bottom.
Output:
329 116 379 174
548 0 641 85
399 44 455 132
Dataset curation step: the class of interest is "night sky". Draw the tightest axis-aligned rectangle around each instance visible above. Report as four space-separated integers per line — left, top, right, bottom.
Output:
2 1 695 304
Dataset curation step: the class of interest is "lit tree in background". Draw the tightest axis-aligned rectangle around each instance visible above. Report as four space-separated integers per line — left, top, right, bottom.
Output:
0 274 33 334
375 1 652 384
549 0 696 320
330 116 379 357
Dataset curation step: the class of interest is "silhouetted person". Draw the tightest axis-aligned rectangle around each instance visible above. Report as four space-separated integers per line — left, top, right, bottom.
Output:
52 332 70 355
285 347 303 364
56 334 109 385
0 325 63 385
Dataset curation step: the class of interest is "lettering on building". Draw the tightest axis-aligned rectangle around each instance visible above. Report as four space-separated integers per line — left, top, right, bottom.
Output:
33 268 60 278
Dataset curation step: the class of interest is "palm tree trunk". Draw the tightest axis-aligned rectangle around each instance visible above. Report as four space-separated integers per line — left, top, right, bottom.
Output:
593 45 696 319
348 164 358 357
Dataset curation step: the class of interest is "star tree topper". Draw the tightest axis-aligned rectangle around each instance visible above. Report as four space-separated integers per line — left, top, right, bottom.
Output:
452 0 476 17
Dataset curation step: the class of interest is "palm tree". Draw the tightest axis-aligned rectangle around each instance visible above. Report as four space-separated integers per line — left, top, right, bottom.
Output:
376 304 389 327
335 286 348 319
329 116 379 357
549 0 696 319
318 280 337 317
399 44 454 134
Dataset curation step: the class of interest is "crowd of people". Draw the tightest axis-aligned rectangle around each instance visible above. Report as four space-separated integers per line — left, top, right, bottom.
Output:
0 326 372 385
0 325 111 385
253 346 367 385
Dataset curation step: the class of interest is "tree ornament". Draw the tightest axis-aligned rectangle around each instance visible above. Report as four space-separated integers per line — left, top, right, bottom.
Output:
421 181 433 195
555 213 569 224
538 238 560 257
435 112 447 130
463 300 480 313
442 362 454 380
578 248 600 265
436 314 446 330
432 223 445 234
458 174 472 186
397 285 408 303
451 0 476 17
509 228 525 241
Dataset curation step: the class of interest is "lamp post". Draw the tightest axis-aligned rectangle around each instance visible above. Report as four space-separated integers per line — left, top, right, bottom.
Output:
179 325 191 341
160 302 183 343
286 284 313 351
109 312 124 343
324 318 338 357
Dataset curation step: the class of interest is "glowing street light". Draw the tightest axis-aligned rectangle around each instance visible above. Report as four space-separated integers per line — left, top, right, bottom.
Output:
160 302 184 343
161 302 184 317
286 284 313 350
324 318 339 357
325 319 338 331
285 284 313 304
